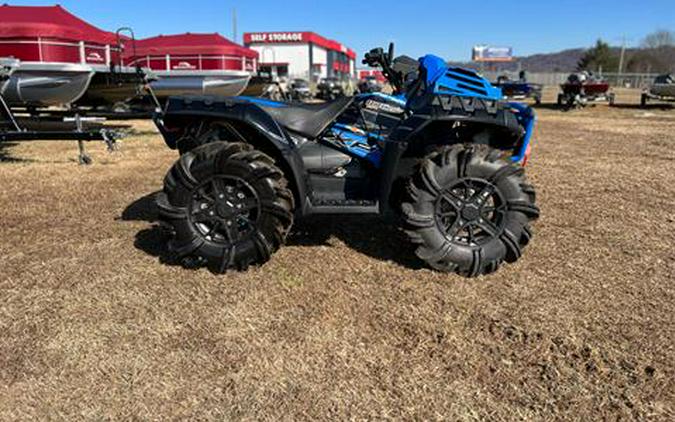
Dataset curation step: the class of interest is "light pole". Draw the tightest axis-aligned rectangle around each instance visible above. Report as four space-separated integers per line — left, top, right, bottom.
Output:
616 35 631 86
232 8 237 43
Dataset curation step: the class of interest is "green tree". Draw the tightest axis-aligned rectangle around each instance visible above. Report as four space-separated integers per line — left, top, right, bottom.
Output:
577 39 619 73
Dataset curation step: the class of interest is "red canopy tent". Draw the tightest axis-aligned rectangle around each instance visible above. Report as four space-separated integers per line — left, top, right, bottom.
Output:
0 4 120 65
125 33 258 72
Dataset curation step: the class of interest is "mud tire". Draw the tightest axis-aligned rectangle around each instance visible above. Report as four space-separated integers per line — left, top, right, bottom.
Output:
401 145 539 277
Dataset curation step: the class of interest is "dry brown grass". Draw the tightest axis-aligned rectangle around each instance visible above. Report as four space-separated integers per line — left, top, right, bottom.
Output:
1 97 674 420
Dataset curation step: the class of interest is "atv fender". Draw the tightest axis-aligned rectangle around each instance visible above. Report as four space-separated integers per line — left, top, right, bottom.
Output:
377 95 532 213
401 94 524 144
154 95 308 211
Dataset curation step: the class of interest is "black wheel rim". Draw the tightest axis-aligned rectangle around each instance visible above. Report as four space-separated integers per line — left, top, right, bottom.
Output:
435 178 507 247
188 176 261 245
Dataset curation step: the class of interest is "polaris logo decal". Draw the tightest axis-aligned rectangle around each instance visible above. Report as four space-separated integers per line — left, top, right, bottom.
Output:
365 99 404 114
174 61 197 70
86 52 104 63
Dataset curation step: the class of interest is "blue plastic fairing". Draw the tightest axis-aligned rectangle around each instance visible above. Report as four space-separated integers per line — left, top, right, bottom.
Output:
355 92 407 106
328 123 383 167
419 54 502 101
235 96 287 108
508 102 536 163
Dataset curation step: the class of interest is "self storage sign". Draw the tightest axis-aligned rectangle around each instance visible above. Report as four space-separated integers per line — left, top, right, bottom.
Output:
246 32 305 43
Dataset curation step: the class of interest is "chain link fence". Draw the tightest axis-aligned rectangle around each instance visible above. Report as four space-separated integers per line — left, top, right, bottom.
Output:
481 70 661 88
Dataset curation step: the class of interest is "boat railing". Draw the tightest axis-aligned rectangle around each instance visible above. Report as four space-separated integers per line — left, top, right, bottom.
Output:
0 38 122 66
126 55 257 73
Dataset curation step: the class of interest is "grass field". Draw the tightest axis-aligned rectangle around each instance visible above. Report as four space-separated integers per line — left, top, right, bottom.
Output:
1 96 674 419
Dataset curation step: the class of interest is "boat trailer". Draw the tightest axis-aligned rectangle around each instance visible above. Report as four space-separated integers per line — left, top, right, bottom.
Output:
1 83 123 165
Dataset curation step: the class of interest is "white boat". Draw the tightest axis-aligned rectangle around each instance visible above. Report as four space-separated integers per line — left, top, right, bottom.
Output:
148 69 251 97
124 33 258 99
2 62 95 107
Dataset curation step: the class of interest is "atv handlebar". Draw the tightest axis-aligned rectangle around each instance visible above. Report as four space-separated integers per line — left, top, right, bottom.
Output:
362 43 406 94
362 47 385 67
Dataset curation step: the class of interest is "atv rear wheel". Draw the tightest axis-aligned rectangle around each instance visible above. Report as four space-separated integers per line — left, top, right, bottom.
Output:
401 145 539 277
157 142 294 272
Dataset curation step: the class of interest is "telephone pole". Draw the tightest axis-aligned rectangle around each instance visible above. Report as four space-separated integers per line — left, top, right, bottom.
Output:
232 8 237 43
617 35 627 76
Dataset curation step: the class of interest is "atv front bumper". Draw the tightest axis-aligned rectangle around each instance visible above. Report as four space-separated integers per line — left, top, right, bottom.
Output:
508 102 536 166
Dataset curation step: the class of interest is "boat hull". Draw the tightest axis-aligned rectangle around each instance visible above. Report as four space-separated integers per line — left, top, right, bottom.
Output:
561 82 610 97
75 66 151 108
149 70 251 98
3 62 95 107
650 84 675 98
495 81 542 99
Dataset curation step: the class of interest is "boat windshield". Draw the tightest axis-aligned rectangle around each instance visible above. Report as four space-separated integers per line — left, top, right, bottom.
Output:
655 74 673 84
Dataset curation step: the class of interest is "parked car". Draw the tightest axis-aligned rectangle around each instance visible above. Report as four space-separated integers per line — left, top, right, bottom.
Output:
358 75 383 93
315 77 345 100
289 78 312 101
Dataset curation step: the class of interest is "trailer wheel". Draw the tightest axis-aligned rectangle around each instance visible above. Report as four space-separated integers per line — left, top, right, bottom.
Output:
400 145 539 277
157 141 294 272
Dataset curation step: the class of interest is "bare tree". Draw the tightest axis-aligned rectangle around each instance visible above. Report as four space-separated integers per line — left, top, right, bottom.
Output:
641 30 675 49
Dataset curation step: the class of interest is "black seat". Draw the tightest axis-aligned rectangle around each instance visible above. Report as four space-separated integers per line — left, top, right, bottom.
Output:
257 96 353 139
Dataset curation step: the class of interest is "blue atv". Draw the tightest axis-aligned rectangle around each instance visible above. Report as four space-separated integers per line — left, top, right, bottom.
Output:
154 43 539 277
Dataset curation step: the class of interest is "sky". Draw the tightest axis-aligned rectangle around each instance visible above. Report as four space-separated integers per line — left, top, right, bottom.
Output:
6 0 675 61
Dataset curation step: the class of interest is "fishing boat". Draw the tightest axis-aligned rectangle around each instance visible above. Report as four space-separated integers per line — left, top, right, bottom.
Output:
124 33 258 98
558 71 614 109
642 74 675 107
493 74 542 104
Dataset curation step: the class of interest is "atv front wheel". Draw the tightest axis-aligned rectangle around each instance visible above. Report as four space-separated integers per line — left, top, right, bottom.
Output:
401 145 539 277
157 142 294 272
